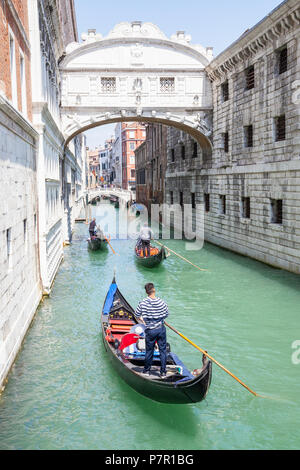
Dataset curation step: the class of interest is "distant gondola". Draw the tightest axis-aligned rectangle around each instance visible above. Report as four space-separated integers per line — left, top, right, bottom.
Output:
134 239 167 267
101 277 212 404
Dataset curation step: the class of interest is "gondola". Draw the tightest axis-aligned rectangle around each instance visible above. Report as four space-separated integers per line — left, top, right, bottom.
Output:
134 239 167 267
87 236 106 251
101 277 212 404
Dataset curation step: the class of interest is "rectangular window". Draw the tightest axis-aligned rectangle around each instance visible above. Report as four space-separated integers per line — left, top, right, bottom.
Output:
245 65 255 90
223 132 229 153
6 228 12 259
101 77 116 93
221 81 229 102
170 191 174 205
275 115 286 141
171 148 175 162
160 77 175 93
270 199 283 224
9 33 17 106
20 51 27 116
204 193 210 212
129 142 135 150
131 169 135 178
137 168 145 184
278 46 288 74
181 145 185 160
244 125 253 148
180 191 183 207
23 219 27 242
191 193 196 209
241 197 250 219
219 195 226 215
192 141 198 158
129 131 135 139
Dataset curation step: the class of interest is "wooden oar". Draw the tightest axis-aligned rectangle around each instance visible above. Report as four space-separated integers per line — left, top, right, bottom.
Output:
104 234 117 255
165 321 268 399
154 240 208 272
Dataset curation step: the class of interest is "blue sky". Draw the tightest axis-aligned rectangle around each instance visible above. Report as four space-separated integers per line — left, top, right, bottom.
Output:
73 0 284 148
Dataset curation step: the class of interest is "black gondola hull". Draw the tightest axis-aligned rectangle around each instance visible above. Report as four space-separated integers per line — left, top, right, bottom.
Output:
135 245 166 268
101 281 212 404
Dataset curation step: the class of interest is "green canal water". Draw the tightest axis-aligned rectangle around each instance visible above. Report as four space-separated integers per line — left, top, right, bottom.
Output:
0 203 300 450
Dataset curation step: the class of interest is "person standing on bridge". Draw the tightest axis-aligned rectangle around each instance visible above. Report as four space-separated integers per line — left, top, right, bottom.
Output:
135 282 169 378
89 218 96 238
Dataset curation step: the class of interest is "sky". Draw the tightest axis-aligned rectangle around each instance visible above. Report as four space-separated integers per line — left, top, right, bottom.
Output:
73 0 284 148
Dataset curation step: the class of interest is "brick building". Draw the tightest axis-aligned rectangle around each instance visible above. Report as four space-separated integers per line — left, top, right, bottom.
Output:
121 122 146 190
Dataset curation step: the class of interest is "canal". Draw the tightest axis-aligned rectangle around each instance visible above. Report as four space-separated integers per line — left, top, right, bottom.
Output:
0 202 299 450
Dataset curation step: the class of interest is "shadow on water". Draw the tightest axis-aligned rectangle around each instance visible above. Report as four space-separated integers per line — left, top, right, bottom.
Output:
204 241 300 292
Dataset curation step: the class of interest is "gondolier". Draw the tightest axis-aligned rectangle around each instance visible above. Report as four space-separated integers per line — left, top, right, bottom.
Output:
135 283 169 378
139 223 153 258
89 218 96 238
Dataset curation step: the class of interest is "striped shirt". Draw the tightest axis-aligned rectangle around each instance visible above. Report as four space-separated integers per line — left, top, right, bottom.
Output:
135 296 169 330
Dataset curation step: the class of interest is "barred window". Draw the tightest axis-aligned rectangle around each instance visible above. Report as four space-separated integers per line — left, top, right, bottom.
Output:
219 195 226 215
244 125 253 148
241 197 251 219
275 115 286 141
101 77 116 93
221 81 229 102
204 193 210 212
270 199 283 224
223 132 229 153
160 77 175 93
245 66 255 90
278 47 288 74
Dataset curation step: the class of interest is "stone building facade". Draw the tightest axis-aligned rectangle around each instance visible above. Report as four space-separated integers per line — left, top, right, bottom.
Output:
0 0 41 389
164 0 300 273
121 122 146 190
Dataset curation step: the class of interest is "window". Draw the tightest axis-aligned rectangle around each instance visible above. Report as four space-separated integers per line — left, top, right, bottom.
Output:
131 169 135 178
245 65 255 90
130 156 135 164
171 148 175 162
170 191 174 205
204 193 210 212
191 193 196 209
101 77 116 93
278 46 288 74
179 191 183 207
192 141 198 158
270 199 283 224
9 32 17 106
275 115 286 141
219 195 226 215
160 77 175 93
241 197 250 218
221 81 229 102
181 145 185 160
129 131 135 139
20 52 27 116
223 132 229 153
244 125 253 148
137 168 145 184
129 142 135 150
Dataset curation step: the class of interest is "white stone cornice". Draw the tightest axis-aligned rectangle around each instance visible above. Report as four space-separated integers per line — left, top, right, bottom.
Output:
0 93 38 141
206 0 300 81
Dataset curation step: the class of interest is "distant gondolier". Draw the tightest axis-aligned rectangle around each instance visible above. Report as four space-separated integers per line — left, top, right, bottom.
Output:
139 223 153 258
89 218 96 238
135 283 169 378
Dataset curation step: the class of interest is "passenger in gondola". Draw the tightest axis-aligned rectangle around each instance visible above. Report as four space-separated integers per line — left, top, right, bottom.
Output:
139 223 153 258
135 282 169 378
89 218 96 238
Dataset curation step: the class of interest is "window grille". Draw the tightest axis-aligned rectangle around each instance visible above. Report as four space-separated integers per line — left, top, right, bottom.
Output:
204 193 210 212
101 77 116 93
275 115 286 141
244 125 253 148
278 47 287 74
219 195 226 215
223 132 229 153
245 66 255 90
160 77 175 93
271 199 283 224
221 81 229 102
241 197 250 218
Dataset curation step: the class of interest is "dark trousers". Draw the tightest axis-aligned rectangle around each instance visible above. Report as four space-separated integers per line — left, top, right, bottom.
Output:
144 324 167 374
141 239 150 257
89 230 95 238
